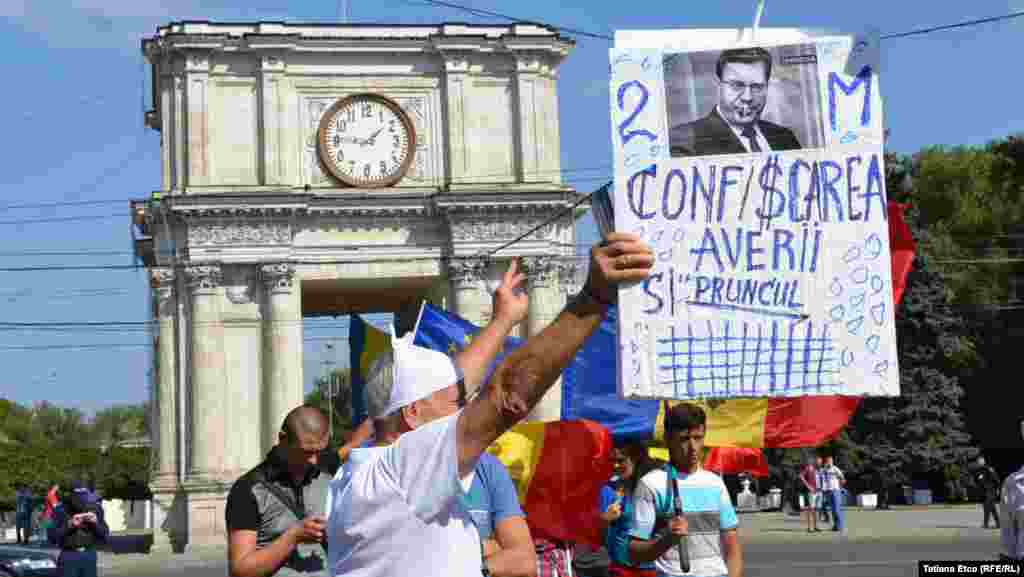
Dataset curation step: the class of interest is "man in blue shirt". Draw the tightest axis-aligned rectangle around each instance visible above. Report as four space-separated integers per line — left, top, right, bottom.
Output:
462 452 535 577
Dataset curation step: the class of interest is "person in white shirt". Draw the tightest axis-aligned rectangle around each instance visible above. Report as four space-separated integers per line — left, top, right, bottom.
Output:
1000 420 1024 561
819 456 846 533
325 234 654 577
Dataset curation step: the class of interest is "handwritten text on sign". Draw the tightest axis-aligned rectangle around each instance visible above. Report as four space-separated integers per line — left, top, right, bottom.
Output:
611 32 898 400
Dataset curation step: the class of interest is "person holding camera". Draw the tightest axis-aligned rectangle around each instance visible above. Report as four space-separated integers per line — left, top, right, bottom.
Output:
52 481 109 577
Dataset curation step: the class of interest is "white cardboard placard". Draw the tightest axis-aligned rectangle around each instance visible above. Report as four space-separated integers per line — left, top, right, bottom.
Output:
610 29 897 400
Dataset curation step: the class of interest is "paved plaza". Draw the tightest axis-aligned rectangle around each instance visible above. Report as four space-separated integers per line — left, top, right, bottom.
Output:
69 504 1002 576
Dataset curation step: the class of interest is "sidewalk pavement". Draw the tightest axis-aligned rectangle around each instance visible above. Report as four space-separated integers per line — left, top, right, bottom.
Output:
738 503 999 543
64 504 996 571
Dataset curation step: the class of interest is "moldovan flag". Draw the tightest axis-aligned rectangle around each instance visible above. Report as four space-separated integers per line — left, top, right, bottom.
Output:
348 314 391 427
487 420 613 548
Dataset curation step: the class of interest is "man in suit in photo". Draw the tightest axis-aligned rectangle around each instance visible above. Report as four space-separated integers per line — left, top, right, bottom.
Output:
670 47 802 157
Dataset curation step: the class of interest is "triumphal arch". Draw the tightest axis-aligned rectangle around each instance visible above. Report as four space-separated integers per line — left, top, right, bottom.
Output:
132 21 582 550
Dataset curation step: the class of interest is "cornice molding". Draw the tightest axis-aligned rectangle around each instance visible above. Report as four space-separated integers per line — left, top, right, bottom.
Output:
144 22 574 59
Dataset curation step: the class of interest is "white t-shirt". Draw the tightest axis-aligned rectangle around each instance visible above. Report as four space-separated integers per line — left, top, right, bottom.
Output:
1002 465 1024 560
325 412 483 577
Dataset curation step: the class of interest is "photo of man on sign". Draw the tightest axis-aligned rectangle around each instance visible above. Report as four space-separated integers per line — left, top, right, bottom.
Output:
666 45 825 157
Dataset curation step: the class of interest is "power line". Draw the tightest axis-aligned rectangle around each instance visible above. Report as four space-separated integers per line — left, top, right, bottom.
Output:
405 0 612 40
879 10 1024 40
0 250 132 258
413 1 1024 44
0 199 130 212
0 213 124 226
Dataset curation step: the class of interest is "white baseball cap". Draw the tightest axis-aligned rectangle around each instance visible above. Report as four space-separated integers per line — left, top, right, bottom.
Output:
375 329 460 419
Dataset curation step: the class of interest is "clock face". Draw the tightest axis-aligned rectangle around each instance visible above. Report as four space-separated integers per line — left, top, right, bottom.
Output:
317 94 416 188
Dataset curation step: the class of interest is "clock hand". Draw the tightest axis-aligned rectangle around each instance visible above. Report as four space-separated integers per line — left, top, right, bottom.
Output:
366 128 384 145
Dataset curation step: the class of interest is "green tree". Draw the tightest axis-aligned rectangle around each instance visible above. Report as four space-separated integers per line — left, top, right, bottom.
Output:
306 368 352 447
91 404 148 449
841 207 978 500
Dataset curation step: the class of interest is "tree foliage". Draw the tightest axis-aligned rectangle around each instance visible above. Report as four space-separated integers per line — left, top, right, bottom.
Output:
765 135 1024 499
841 206 977 498
0 400 153 510
305 368 353 448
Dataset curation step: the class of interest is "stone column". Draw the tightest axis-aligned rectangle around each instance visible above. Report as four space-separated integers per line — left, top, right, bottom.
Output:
150 268 178 486
184 265 225 482
448 258 489 395
523 256 569 422
449 258 490 327
149 267 182 553
261 264 304 454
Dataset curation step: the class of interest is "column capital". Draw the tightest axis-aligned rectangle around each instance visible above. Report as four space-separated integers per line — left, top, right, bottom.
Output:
150 267 177 315
448 258 488 289
185 265 222 294
522 256 570 289
260 263 295 293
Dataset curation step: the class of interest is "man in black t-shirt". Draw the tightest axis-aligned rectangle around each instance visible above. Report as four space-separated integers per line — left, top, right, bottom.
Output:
225 406 332 577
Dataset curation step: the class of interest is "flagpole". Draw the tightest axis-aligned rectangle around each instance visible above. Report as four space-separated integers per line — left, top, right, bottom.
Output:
411 299 427 338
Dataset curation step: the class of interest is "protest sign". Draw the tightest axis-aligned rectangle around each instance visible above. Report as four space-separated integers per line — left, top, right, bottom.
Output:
609 29 897 400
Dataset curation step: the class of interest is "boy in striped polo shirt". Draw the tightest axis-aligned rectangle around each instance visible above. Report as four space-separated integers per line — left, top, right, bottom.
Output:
628 403 743 577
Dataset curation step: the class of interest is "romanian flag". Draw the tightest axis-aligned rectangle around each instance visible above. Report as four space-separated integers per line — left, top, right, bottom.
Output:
348 314 391 427
487 420 613 548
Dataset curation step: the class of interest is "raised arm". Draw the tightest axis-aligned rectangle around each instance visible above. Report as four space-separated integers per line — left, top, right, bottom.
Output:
456 233 654 477
453 259 528 392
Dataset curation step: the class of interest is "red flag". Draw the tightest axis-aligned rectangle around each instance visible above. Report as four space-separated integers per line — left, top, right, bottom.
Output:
704 447 769 477
888 201 915 306
488 420 614 547
703 202 915 465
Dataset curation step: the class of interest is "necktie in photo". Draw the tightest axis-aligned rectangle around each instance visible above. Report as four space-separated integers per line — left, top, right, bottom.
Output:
741 124 761 153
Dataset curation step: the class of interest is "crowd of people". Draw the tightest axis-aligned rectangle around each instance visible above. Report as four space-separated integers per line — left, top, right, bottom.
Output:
9 480 110 576
9 235 1024 577
221 234 749 577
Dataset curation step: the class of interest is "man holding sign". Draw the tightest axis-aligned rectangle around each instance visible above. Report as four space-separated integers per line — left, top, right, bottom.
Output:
628 403 742 577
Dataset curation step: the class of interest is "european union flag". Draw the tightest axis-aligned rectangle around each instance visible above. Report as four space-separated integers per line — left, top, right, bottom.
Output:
413 302 659 442
413 303 523 388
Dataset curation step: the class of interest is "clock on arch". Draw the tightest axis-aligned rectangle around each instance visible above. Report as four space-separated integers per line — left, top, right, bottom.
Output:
317 93 417 188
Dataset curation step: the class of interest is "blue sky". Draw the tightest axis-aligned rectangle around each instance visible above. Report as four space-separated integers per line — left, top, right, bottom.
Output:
0 0 1021 413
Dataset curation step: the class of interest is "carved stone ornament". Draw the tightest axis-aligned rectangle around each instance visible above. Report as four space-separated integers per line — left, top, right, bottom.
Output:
522 256 567 288
450 217 563 244
448 258 488 288
260 263 295 292
188 222 291 247
150 268 176 314
185 265 223 293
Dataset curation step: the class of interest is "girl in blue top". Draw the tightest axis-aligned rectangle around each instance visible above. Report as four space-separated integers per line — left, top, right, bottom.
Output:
599 442 659 577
